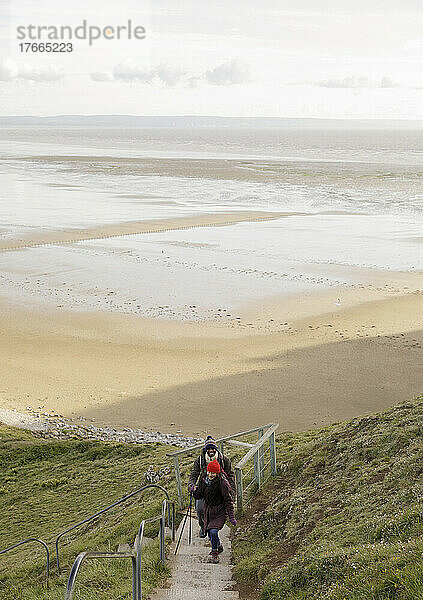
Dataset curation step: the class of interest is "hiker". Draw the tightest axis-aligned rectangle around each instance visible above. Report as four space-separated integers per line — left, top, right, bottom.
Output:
188 435 235 537
192 459 237 563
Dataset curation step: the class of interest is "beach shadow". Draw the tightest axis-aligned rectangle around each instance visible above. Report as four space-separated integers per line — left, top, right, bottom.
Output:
84 329 423 436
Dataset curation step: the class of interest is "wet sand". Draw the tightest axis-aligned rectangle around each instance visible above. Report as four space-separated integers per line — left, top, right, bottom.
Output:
0 285 421 437
0 211 294 251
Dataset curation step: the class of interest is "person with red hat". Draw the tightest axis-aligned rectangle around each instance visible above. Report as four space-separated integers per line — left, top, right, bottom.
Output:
188 435 235 538
192 458 237 563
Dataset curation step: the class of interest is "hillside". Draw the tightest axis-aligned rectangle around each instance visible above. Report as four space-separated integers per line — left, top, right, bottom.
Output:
0 426 187 600
2 398 422 599
231 397 423 600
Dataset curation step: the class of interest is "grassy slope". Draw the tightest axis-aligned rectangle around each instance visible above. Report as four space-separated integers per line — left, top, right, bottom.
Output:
232 398 423 600
0 426 191 600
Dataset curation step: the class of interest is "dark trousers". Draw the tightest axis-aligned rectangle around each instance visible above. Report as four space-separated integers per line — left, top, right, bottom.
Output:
195 499 205 532
208 528 220 551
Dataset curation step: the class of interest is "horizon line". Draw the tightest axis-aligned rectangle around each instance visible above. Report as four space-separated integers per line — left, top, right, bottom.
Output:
1 114 423 121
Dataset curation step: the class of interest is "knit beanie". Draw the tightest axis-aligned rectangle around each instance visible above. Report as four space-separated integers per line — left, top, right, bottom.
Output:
204 435 218 452
207 459 221 473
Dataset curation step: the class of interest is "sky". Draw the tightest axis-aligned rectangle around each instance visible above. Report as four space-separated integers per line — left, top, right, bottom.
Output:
0 0 423 118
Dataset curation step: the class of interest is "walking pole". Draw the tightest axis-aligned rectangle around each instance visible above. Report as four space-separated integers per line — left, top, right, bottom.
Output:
188 492 193 545
174 492 193 555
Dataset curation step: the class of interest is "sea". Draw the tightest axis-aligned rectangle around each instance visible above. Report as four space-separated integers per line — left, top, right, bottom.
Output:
0 127 421 320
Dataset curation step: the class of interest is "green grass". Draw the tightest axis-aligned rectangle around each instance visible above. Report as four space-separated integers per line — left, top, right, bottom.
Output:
4 398 423 600
0 427 191 600
232 397 423 600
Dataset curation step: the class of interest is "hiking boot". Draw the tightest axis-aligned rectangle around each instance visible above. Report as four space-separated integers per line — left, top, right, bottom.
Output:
199 528 207 538
209 545 224 555
208 550 219 563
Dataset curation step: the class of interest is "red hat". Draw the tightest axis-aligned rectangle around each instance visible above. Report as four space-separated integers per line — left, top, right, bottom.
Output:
207 459 221 473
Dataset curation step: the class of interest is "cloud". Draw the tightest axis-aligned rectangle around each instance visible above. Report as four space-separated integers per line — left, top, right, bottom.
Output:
204 60 251 86
0 57 63 82
0 57 19 81
105 59 187 86
315 76 400 89
154 63 186 87
113 58 154 83
90 71 114 82
90 59 251 87
19 63 63 82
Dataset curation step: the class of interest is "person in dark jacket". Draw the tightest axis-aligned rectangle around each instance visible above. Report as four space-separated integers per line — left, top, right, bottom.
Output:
188 435 235 537
193 459 237 563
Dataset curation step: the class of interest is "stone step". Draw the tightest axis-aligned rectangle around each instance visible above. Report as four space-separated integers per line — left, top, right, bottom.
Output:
170 571 233 585
173 563 233 575
176 540 211 549
169 579 234 590
153 590 239 600
174 554 232 567
174 547 214 557
149 517 238 600
175 557 233 569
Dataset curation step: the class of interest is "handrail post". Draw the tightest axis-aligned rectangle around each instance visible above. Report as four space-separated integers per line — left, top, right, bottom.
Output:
0 538 50 582
160 500 166 565
65 551 139 600
171 502 176 541
269 431 277 475
254 451 261 489
166 499 171 530
258 427 265 474
159 516 165 564
235 467 243 515
131 556 138 600
65 552 86 600
173 456 183 509
135 520 145 600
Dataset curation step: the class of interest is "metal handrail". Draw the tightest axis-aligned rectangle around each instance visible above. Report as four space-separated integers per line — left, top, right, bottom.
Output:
234 423 279 513
66 498 172 600
166 423 276 457
0 537 50 580
133 499 171 563
160 498 167 563
55 483 170 574
167 423 277 509
235 423 279 469
134 520 145 599
65 550 138 600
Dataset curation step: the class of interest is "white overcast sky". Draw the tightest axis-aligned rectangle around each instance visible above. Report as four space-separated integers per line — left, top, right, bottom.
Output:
0 0 422 118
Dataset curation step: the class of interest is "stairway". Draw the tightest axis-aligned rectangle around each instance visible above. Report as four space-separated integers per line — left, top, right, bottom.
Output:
150 516 239 600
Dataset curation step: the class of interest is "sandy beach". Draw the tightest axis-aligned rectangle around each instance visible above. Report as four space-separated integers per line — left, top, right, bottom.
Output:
0 269 421 437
